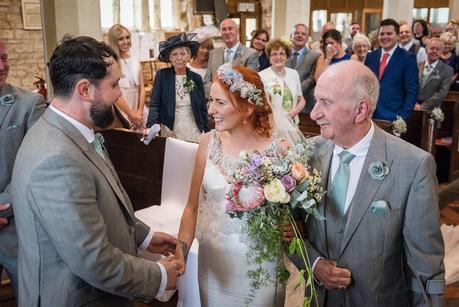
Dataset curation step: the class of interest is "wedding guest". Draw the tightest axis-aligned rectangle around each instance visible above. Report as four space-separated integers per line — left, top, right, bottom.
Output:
203 18 259 96
259 38 305 124
291 60 444 307
413 19 429 47
250 29 270 71
11 36 179 306
0 39 45 299
350 34 371 63
314 29 351 81
416 38 453 110
175 65 285 306
108 24 146 128
439 31 459 90
146 33 209 143
187 38 214 80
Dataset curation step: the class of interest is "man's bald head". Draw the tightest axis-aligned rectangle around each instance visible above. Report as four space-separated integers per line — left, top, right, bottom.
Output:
319 61 379 116
220 19 239 48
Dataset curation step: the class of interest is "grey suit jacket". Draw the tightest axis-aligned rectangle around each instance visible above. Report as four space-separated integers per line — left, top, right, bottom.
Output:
297 125 444 307
417 61 453 109
11 108 162 307
203 43 259 96
0 83 45 258
285 49 321 113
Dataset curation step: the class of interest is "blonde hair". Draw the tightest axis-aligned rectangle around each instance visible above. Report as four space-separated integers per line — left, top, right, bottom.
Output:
107 24 130 60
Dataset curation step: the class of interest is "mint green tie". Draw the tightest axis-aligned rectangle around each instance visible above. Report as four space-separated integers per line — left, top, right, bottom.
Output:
331 151 355 215
91 133 108 161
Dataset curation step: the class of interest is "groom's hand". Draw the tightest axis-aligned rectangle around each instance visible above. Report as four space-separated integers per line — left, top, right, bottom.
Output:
314 258 352 290
148 232 177 255
158 255 179 290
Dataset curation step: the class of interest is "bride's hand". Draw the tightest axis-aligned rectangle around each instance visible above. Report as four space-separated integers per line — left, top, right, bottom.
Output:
175 242 187 276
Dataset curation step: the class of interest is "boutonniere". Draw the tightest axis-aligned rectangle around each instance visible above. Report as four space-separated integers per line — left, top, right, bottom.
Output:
183 76 196 93
0 94 15 106
391 116 407 137
368 161 390 180
272 78 282 95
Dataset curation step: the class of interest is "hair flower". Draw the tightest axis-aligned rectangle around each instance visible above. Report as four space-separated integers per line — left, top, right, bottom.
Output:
368 161 389 180
216 64 263 107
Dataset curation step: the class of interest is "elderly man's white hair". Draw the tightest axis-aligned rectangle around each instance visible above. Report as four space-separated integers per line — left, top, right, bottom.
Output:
320 61 380 116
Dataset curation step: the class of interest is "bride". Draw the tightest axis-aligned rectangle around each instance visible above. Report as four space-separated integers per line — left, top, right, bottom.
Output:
175 64 285 306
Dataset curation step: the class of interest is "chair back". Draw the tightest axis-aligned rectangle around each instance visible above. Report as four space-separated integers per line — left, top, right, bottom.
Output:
161 138 199 208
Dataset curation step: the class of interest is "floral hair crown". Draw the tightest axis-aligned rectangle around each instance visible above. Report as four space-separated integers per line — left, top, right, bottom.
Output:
216 64 263 107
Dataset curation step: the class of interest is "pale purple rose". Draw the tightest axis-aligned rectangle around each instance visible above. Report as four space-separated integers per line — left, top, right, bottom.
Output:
281 175 297 192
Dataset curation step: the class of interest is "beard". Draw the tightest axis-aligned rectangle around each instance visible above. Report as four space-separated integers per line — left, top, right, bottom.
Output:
90 95 114 129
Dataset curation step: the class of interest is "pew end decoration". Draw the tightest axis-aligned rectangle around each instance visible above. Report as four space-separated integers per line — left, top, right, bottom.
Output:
391 116 407 137
225 140 324 306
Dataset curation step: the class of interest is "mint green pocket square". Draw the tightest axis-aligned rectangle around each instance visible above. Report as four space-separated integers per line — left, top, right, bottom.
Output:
371 200 390 215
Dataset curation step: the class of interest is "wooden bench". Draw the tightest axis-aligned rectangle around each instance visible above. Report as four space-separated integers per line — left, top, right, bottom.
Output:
298 110 436 154
102 129 166 211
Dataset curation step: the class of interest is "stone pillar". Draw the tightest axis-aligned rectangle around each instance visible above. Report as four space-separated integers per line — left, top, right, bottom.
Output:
272 0 310 38
450 0 459 21
41 0 103 95
382 0 414 22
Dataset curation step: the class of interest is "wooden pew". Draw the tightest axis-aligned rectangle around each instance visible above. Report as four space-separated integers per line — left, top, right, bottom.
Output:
298 111 436 154
435 93 459 182
101 129 166 211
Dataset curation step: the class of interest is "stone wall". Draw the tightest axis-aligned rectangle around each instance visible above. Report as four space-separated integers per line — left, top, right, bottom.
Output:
0 0 45 91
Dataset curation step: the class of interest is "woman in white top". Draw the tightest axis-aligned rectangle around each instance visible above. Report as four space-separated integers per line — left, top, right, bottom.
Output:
108 24 147 127
259 38 305 125
187 39 214 80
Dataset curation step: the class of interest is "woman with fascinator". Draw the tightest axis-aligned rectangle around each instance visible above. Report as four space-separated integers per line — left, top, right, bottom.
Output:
175 64 287 306
146 33 210 143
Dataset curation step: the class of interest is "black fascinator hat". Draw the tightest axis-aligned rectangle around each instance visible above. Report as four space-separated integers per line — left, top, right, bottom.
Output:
158 33 200 63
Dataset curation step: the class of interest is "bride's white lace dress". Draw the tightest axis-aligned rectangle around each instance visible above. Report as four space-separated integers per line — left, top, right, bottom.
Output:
195 130 285 307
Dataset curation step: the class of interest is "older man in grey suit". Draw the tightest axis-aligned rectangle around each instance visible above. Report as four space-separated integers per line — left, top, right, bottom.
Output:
11 36 179 306
286 24 320 113
203 18 259 95
416 38 453 110
290 61 444 306
0 40 45 298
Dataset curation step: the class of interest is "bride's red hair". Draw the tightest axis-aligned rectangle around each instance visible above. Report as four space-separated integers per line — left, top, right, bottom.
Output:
214 66 273 138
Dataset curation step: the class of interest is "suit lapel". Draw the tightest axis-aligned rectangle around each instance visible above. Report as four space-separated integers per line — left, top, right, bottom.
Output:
339 126 393 256
42 109 134 224
0 84 13 128
314 138 334 253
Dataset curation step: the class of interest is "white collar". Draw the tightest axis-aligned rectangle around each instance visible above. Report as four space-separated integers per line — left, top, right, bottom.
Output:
426 60 439 69
49 103 95 143
380 44 397 59
399 40 414 51
333 122 374 158
225 42 240 53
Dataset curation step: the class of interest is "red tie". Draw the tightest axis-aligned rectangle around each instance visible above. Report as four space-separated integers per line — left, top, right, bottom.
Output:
379 53 389 80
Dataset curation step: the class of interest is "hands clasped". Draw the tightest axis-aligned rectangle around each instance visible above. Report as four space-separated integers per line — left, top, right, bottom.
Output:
314 258 352 291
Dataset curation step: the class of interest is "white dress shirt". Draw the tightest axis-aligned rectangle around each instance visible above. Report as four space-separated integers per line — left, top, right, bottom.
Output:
49 104 167 297
224 42 240 63
330 122 375 213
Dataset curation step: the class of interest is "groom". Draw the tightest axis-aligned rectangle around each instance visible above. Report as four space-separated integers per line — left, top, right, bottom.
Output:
295 61 444 306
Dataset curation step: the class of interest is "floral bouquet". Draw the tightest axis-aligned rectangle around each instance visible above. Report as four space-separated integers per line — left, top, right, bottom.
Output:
225 140 324 306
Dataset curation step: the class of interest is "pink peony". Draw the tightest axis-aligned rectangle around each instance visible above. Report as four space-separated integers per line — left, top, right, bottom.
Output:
238 182 265 209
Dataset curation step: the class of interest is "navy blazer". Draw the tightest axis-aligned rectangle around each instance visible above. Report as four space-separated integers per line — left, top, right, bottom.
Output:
364 47 419 121
147 67 210 132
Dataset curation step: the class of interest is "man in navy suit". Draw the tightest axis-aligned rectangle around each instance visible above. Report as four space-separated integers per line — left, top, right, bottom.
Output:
365 19 419 121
